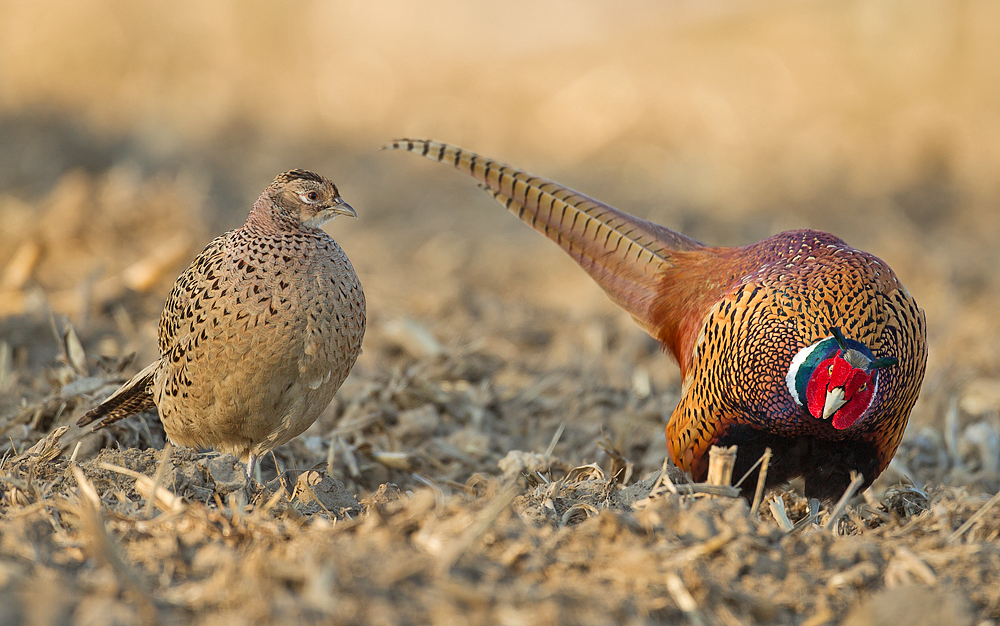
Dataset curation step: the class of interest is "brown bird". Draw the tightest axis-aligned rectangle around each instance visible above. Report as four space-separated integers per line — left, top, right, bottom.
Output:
388 139 927 502
78 170 366 483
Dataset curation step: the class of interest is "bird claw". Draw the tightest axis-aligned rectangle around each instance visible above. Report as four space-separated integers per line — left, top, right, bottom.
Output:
243 480 264 504
792 498 822 531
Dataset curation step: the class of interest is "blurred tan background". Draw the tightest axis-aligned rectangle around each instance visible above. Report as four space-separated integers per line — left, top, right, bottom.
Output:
4 6 1000 621
2 0 999 432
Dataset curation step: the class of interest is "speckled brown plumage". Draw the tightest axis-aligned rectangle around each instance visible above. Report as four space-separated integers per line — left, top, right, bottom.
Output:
79 170 366 481
388 139 927 501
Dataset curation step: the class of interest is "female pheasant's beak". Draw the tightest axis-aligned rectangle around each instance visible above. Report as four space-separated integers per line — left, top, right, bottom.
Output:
302 197 358 228
331 198 357 219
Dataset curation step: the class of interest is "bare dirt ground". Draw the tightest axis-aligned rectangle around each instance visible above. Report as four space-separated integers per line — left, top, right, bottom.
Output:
2 2 1000 624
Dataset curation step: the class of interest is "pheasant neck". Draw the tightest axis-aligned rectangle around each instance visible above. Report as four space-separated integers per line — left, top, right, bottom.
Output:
244 197 304 235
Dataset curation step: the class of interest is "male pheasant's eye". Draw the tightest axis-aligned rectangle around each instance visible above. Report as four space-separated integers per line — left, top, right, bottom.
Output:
859 383 867 392
828 364 834 375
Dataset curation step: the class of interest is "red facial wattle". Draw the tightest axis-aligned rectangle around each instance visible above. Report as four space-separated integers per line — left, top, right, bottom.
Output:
805 354 876 430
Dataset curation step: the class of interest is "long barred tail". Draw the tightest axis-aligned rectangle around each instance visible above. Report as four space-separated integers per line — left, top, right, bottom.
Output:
385 139 703 335
77 361 159 430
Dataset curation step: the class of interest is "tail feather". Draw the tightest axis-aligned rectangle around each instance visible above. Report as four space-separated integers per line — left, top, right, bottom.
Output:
77 361 159 430
387 139 704 335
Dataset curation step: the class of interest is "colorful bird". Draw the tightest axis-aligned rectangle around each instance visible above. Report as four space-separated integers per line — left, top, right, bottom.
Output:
78 170 366 484
387 139 926 502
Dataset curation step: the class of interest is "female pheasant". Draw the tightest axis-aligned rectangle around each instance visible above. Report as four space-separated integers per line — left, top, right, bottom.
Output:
79 170 366 484
388 139 927 502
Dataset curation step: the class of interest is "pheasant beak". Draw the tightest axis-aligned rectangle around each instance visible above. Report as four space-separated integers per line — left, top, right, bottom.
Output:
822 387 847 420
331 198 358 219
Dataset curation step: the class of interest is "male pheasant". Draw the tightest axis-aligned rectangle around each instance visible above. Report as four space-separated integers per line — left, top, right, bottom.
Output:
78 170 366 483
388 139 926 502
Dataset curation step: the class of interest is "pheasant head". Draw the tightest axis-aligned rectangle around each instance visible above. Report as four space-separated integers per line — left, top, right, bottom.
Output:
785 328 898 430
252 169 357 232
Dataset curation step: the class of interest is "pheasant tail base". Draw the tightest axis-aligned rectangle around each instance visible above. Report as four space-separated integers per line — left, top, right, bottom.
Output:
78 361 158 429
